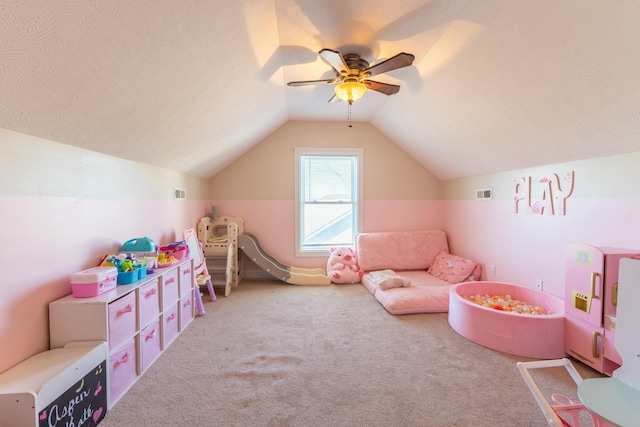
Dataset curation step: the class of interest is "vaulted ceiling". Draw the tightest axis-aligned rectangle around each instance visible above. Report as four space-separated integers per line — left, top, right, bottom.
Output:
1 1 640 180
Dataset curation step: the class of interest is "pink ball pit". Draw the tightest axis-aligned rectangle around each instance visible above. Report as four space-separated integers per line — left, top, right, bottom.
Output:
448 281 565 359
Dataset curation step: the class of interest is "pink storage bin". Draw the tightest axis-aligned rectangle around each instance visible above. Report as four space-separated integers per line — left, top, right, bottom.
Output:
163 303 180 347
180 293 194 330
140 319 162 372
108 292 137 351
162 269 179 309
139 279 160 328
71 266 118 298
108 338 137 404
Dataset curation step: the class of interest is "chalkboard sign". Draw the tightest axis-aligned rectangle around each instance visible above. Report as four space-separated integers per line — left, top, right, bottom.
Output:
39 361 107 427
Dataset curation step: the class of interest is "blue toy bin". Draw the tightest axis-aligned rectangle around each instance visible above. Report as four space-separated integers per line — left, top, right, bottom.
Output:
117 268 139 285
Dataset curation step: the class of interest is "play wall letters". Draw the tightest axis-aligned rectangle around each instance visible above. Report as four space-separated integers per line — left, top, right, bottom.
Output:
513 171 574 215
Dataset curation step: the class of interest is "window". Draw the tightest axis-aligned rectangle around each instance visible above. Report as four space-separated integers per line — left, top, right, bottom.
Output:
295 147 363 257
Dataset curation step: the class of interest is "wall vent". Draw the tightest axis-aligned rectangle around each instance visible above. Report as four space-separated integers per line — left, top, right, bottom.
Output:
475 188 492 200
173 187 186 200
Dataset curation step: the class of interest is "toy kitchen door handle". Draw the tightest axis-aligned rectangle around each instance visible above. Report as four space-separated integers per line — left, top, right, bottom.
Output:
590 272 600 299
592 331 602 358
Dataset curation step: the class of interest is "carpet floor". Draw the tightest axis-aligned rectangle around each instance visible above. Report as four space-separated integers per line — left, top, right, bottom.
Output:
100 279 603 427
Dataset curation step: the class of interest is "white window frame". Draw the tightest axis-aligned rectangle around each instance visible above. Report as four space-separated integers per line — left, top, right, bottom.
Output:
294 147 363 257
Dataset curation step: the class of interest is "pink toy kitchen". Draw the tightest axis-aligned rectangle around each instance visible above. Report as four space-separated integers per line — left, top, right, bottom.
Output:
564 244 640 376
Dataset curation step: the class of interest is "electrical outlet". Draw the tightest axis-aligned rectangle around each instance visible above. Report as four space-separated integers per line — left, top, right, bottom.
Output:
490 265 496 276
535 279 543 291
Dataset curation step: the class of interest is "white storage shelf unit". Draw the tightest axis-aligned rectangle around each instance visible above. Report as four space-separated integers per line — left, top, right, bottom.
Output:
49 258 195 409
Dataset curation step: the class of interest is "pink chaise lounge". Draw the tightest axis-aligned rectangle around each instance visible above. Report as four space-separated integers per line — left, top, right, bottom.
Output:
356 230 482 315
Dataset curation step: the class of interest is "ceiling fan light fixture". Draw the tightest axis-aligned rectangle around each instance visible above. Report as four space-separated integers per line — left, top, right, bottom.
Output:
334 81 367 104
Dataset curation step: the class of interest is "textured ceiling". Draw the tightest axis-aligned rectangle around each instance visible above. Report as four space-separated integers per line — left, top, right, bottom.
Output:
1 0 640 180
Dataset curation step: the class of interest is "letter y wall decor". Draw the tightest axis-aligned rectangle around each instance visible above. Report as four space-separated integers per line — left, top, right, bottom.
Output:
513 171 574 215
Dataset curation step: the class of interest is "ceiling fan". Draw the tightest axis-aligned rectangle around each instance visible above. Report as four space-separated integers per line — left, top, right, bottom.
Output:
287 48 415 104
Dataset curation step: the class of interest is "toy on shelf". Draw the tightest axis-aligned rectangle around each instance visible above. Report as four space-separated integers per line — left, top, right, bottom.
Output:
121 237 156 256
100 254 148 284
71 266 118 297
113 258 147 284
156 251 179 268
117 237 161 274
100 252 158 274
159 241 188 260
141 256 158 274
120 259 134 272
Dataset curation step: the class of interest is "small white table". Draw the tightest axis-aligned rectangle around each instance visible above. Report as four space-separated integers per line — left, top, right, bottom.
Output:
578 377 640 427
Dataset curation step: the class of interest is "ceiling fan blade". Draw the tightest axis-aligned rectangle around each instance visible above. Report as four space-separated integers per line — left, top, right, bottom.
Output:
328 93 340 103
364 52 415 77
319 48 349 74
364 80 401 96
287 78 338 87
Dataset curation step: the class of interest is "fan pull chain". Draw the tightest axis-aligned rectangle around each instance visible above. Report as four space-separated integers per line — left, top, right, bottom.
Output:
348 102 353 128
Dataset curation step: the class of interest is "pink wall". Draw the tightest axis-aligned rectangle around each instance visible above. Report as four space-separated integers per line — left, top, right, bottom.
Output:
0 129 211 373
0 196 208 372
443 197 640 298
213 199 445 270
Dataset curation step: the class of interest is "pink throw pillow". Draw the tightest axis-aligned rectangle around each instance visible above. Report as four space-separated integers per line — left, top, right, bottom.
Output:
427 251 478 284
465 264 483 282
